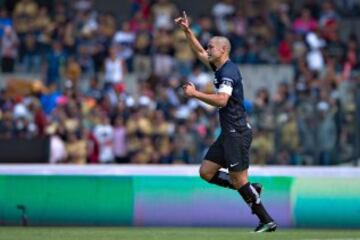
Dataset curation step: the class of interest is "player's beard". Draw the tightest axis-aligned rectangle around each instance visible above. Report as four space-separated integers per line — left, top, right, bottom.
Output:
208 50 223 63
208 55 214 64
208 55 219 65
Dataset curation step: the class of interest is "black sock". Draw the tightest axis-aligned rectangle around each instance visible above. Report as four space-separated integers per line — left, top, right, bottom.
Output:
238 182 273 223
209 172 262 192
209 171 235 189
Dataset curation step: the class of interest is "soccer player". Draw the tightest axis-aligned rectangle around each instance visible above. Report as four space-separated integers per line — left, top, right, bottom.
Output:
175 12 277 232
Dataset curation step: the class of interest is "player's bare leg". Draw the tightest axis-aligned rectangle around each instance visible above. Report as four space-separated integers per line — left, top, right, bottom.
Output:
199 160 222 182
200 160 262 193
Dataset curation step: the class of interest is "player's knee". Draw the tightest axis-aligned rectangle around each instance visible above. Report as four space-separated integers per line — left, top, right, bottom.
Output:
199 167 213 182
229 174 248 189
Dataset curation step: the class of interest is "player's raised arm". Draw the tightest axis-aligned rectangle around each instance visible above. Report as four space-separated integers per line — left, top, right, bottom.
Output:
174 11 211 69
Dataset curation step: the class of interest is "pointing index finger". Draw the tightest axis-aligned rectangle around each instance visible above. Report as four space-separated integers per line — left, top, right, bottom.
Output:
183 11 187 20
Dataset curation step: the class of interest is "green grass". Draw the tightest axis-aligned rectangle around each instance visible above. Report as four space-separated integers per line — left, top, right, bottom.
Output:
0 227 359 240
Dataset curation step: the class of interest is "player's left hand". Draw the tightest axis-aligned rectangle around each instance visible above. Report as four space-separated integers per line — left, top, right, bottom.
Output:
183 82 196 97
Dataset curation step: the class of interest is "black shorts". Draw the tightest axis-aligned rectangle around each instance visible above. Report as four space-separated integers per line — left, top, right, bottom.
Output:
204 128 252 172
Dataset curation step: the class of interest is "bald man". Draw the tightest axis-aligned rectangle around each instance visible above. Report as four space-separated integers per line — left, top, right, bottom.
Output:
175 12 277 233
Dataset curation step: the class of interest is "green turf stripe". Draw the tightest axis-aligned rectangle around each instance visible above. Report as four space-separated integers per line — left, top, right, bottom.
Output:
0 175 134 226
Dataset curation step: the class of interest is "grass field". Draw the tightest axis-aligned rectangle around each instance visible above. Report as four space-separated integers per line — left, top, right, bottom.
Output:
0 227 359 240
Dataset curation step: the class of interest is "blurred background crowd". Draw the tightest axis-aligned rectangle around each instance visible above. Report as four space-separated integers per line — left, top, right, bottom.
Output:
0 0 359 165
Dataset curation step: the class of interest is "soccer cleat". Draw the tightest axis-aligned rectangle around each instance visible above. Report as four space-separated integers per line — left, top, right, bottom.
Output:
254 221 278 233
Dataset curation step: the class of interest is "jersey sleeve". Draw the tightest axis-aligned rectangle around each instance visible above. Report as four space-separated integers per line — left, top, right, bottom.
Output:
218 77 234 95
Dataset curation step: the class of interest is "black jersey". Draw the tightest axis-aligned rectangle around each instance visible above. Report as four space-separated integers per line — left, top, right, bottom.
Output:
211 60 248 133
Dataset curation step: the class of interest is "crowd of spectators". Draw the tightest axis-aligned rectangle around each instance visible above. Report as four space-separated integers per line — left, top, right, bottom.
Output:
0 0 359 165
